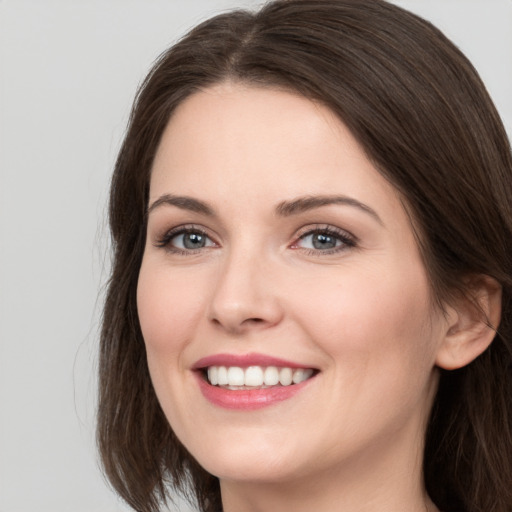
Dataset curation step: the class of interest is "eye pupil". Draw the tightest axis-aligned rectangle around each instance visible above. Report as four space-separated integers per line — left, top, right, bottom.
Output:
312 233 337 250
183 232 206 249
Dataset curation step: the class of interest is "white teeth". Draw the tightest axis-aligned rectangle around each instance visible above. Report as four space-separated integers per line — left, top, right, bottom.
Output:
227 366 245 386
279 367 293 386
205 365 315 388
207 366 218 385
263 366 279 385
292 368 314 384
217 366 228 386
244 366 264 386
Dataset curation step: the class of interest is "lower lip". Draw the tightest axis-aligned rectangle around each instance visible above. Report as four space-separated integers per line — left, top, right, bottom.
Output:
195 372 314 410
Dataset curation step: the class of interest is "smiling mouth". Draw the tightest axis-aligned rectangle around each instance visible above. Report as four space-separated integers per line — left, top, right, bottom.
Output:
203 365 317 389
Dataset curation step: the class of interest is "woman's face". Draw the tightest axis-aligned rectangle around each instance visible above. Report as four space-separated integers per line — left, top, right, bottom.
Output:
137 83 450 486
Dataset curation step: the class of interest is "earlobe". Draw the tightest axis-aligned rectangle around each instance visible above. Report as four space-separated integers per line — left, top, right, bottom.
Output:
435 275 502 371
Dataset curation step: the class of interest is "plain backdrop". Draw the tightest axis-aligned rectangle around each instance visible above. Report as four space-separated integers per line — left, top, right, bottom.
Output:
0 1 511 511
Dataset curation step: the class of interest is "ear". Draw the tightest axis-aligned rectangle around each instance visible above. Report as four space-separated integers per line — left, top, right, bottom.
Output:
436 275 502 370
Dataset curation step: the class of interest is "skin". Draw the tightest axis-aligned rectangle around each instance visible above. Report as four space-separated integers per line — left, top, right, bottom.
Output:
137 83 460 512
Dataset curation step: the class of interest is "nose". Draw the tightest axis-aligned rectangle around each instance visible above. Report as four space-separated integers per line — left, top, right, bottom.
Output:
208 249 284 335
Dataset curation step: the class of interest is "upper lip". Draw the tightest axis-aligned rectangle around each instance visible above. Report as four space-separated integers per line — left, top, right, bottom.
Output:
192 352 317 370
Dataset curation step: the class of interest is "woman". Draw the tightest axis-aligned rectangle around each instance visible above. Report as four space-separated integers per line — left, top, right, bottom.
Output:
97 1 512 511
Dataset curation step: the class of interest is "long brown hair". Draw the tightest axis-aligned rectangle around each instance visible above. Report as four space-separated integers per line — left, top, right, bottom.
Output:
98 1 512 511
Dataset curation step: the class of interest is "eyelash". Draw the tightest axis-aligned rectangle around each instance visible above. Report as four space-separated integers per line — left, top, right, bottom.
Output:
154 224 357 256
292 225 357 256
154 225 216 255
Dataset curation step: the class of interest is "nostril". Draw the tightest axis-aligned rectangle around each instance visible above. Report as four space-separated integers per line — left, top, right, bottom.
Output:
242 317 267 327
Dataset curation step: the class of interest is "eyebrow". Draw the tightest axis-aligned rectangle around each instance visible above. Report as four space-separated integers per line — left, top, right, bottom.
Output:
147 193 383 225
147 194 214 216
276 195 383 225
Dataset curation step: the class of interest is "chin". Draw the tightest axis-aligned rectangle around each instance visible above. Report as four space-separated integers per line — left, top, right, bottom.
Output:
181 427 310 484
203 456 304 484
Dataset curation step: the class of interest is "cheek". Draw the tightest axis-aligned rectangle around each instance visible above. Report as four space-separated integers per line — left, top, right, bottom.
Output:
287 262 437 369
292 266 439 439
136 259 209 431
137 260 207 359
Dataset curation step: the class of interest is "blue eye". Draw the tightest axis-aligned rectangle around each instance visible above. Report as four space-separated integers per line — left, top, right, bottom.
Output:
156 227 216 253
173 231 211 250
295 227 355 253
300 232 340 250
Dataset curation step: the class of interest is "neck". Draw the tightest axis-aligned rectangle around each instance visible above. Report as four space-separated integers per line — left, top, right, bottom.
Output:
221 467 438 512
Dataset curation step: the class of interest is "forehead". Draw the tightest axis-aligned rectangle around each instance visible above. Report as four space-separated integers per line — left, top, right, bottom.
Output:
149 82 402 222
152 83 349 178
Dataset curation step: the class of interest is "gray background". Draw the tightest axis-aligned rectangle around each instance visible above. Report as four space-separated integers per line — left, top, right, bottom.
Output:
1 1 511 511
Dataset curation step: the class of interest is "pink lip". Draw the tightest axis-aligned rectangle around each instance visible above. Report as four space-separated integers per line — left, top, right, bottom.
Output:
192 353 317 411
194 372 315 410
192 352 313 370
